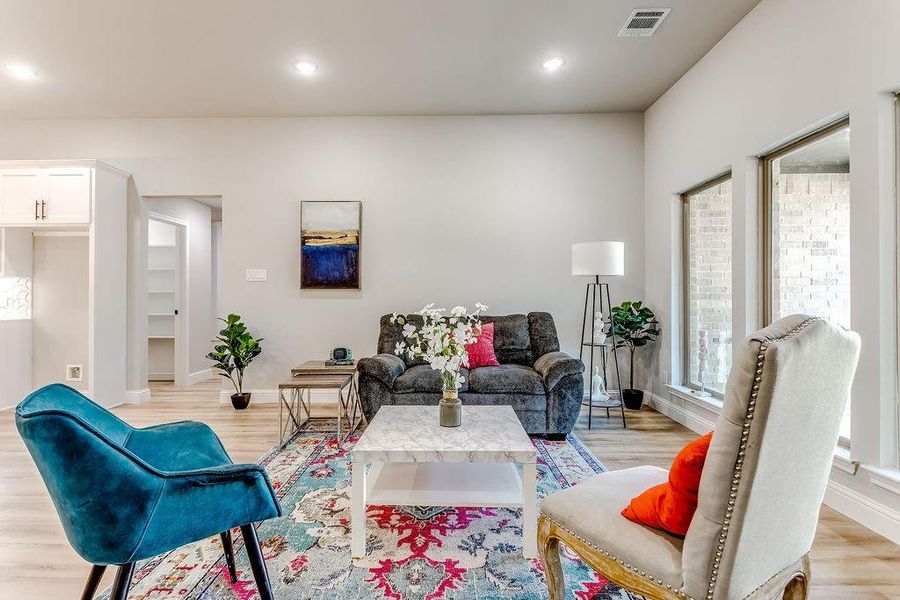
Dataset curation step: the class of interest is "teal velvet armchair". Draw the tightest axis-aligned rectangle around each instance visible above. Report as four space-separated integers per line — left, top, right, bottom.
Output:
16 384 282 600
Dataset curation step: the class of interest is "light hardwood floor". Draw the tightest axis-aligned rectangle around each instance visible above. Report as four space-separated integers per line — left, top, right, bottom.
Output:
1 380 897 599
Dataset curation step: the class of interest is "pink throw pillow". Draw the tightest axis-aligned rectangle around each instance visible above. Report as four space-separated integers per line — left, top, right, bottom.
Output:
466 322 500 368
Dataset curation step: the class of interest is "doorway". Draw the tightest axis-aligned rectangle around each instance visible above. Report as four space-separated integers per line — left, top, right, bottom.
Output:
147 214 188 385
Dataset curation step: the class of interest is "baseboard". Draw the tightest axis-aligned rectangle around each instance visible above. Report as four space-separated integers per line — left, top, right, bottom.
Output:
824 479 900 545
124 388 151 404
187 368 214 385
644 390 716 433
217 388 339 405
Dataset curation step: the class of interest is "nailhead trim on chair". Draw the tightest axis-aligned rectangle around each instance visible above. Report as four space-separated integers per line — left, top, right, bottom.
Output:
704 317 819 600
538 514 696 599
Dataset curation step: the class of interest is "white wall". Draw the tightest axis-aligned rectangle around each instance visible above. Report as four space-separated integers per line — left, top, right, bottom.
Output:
644 0 900 541
0 114 645 394
31 234 90 390
0 228 33 409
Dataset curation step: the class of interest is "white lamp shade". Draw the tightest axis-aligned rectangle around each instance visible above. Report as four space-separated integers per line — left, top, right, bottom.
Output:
571 241 624 277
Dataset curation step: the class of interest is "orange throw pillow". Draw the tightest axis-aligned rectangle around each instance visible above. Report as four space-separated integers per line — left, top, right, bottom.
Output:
621 431 713 536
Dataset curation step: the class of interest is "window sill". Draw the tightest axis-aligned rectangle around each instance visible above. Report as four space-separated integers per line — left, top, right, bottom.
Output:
832 446 859 475
665 384 724 412
862 465 900 496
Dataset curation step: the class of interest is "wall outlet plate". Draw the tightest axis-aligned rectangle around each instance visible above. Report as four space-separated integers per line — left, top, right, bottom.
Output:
66 364 83 382
245 269 267 282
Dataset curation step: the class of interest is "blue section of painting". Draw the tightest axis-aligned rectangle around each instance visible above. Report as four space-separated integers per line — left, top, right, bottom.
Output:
301 243 359 288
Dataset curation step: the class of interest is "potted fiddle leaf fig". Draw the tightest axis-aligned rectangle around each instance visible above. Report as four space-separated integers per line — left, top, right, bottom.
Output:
207 313 263 410
609 301 660 410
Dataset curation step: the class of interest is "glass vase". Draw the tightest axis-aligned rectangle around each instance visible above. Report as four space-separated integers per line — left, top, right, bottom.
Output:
439 388 462 427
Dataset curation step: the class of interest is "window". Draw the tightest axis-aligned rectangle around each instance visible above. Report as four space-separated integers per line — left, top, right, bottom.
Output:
762 118 851 438
683 174 733 396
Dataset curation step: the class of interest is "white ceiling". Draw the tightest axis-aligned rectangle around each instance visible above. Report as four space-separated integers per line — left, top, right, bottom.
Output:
0 0 761 119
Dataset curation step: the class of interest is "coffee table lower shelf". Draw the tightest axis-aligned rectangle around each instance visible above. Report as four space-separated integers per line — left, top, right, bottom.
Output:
351 461 537 559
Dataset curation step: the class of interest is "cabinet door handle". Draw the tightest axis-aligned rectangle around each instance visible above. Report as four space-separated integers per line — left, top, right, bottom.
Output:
41 200 47 220
35 200 39 220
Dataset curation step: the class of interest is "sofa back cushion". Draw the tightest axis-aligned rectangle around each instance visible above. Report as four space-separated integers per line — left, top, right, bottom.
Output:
377 314 427 367
377 312 561 367
479 314 532 365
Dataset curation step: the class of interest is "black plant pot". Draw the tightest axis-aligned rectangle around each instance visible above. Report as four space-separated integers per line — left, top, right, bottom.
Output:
622 389 644 410
231 393 251 410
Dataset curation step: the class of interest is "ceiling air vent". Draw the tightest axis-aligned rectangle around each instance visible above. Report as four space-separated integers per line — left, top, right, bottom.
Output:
618 8 671 37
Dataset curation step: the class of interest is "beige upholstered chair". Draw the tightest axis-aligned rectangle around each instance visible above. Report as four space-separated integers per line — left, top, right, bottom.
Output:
538 315 860 600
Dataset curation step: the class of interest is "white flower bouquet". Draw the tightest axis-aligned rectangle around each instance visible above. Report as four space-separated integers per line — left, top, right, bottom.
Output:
392 303 487 394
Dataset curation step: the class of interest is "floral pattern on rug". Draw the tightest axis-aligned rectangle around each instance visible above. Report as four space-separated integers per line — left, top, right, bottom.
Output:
105 431 640 600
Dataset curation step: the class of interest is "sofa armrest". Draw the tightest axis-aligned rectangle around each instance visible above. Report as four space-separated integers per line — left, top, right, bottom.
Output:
357 354 406 388
534 351 584 391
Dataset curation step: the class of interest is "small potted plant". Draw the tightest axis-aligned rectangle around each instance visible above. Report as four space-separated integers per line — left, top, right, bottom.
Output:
609 301 660 410
207 313 263 410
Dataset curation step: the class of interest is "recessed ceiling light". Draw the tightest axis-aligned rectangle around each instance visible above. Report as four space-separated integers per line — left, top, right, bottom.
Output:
293 60 319 75
541 56 566 72
5 64 37 80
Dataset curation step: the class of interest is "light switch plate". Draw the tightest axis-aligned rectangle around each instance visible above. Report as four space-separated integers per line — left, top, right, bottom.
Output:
245 269 267 282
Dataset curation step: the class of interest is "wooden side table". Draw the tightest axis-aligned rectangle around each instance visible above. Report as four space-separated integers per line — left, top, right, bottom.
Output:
278 365 365 448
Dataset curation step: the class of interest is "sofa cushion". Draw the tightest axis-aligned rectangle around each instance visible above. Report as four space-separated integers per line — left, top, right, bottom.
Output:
481 314 534 365
377 314 428 368
468 364 545 395
528 312 561 359
541 466 685 589
394 365 469 393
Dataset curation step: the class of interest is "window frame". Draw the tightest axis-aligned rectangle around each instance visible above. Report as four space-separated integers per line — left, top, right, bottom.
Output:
681 171 733 399
760 116 851 326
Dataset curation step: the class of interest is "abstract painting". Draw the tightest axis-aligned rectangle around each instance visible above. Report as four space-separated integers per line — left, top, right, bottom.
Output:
300 201 361 289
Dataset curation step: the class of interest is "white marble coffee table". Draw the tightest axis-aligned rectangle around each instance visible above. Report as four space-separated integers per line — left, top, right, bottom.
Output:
350 405 537 559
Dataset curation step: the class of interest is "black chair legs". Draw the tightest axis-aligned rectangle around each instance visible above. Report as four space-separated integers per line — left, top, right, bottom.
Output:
80 564 107 600
241 523 274 600
109 562 135 600
221 530 238 583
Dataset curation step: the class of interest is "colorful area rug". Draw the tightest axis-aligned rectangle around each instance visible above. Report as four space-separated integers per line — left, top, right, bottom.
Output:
107 431 638 599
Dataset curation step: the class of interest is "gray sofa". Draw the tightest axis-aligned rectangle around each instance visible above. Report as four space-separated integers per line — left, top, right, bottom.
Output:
357 312 584 437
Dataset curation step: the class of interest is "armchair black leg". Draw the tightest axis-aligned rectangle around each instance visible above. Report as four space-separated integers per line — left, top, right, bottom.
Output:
241 523 274 600
80 564 106 600
221 530 238 583
110 563 135 600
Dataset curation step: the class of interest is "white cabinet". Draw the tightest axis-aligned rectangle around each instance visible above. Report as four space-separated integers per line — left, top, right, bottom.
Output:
44 168 92 223
0 169 43 224
0 167 92 225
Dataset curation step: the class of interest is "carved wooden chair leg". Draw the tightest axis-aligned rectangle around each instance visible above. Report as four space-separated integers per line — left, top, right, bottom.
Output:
538 515 566 600
241 523 275 600
109 563 136 600
782 555 810 600
80 564 107 600
782 575 809 600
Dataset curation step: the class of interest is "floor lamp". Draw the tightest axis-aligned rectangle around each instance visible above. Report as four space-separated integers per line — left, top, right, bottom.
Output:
572 241 626 428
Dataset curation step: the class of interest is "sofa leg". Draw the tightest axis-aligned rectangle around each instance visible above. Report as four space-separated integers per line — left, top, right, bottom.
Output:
80 564 106 600
241 523 274 600
109 563 135 600
538 515 566 600
221 530 238 583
